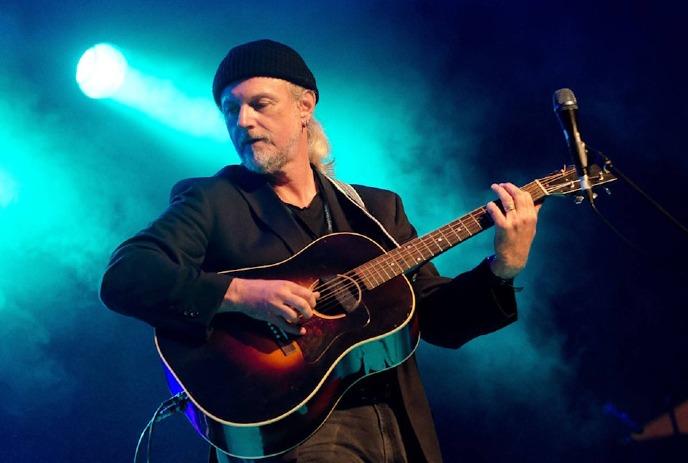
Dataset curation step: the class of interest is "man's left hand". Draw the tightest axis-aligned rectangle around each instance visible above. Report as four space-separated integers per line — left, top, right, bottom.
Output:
485 182 541 280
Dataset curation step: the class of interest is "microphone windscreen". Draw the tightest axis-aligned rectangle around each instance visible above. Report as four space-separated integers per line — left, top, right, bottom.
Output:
553 88 578 111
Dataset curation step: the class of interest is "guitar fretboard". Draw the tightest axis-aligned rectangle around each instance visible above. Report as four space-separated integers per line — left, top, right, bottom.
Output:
354 180 548 289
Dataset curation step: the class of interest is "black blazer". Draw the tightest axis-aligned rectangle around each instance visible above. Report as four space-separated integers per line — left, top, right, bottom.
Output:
100 165 518 462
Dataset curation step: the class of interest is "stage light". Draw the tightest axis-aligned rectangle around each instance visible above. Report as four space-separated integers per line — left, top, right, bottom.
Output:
111 70 226 140
75 44 226 143
76 43 128 99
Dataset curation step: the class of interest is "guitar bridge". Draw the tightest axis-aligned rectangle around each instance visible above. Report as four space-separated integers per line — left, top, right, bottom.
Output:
267 323 298 356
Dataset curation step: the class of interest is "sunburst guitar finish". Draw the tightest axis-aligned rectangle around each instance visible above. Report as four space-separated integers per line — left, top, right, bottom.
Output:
155 232 419 459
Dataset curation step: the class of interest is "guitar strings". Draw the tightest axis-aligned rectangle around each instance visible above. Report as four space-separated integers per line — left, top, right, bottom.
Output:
311 206 487 311
307 170 573 313
311 204 485 304
309 172 570 311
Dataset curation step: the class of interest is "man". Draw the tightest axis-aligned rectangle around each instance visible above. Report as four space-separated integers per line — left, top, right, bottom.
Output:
100 39 539 462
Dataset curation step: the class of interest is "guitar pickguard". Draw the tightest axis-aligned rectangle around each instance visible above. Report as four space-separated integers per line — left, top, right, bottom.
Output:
297 298 370 364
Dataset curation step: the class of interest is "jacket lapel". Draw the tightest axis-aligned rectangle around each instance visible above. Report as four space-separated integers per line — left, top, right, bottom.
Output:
220 165 312 255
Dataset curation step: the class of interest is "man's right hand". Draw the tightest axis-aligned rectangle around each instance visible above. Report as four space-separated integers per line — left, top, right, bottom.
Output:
220 278 319 335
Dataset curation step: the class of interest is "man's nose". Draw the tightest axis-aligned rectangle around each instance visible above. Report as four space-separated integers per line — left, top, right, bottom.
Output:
236 104 254 128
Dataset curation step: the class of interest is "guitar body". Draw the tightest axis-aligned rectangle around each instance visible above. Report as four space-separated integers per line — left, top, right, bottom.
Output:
155 232 419 459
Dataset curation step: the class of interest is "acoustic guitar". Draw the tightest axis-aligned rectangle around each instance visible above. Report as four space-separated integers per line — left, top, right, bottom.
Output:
155 164 616 458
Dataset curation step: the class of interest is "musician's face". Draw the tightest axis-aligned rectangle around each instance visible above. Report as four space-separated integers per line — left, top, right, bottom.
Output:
220 77 308 175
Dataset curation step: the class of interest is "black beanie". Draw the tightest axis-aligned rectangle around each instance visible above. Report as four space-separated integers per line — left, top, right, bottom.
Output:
212 39 319 108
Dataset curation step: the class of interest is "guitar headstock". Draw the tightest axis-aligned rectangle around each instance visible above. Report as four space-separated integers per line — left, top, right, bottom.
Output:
538 163 617 198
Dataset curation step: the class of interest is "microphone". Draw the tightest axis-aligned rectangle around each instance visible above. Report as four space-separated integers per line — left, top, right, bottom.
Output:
553 88 594 203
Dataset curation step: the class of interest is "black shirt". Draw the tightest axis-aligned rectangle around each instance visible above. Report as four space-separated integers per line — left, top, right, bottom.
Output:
285 191 329 239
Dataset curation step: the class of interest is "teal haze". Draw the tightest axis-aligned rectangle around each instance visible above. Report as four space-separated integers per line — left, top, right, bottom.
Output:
1 1 687 461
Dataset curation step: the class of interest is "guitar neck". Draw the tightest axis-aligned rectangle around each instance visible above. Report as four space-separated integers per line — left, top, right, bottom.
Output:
354 179 548 289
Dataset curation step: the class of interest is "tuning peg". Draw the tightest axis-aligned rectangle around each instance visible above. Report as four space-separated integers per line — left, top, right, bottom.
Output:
574 192 598 204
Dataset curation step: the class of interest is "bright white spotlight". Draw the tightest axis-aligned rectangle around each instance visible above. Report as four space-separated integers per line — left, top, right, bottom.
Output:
76 43 128 99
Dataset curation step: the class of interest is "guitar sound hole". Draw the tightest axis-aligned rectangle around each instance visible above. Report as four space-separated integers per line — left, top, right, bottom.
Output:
315 274 362 317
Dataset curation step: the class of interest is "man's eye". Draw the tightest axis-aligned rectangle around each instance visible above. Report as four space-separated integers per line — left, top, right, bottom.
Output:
223 104 239 115
252 100 270 110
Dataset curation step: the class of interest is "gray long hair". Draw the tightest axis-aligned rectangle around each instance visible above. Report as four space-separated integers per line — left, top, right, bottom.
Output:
289 84 334 175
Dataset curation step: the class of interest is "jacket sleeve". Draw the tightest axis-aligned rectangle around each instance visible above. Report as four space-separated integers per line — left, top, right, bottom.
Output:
388 192 518 349
99 182 233 338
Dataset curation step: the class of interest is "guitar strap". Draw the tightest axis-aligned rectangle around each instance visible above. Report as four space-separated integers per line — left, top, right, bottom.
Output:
327 177 366 210
324 174 402 248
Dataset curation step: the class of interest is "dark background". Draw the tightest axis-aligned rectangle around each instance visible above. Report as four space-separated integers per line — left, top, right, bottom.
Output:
1 1 687 461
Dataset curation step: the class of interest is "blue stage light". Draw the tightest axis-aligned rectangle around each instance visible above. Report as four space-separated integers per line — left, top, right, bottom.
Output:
76 43 128 99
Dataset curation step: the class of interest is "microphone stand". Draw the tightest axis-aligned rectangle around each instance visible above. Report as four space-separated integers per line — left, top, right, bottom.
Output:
574 149 688 268
588 149 688 237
